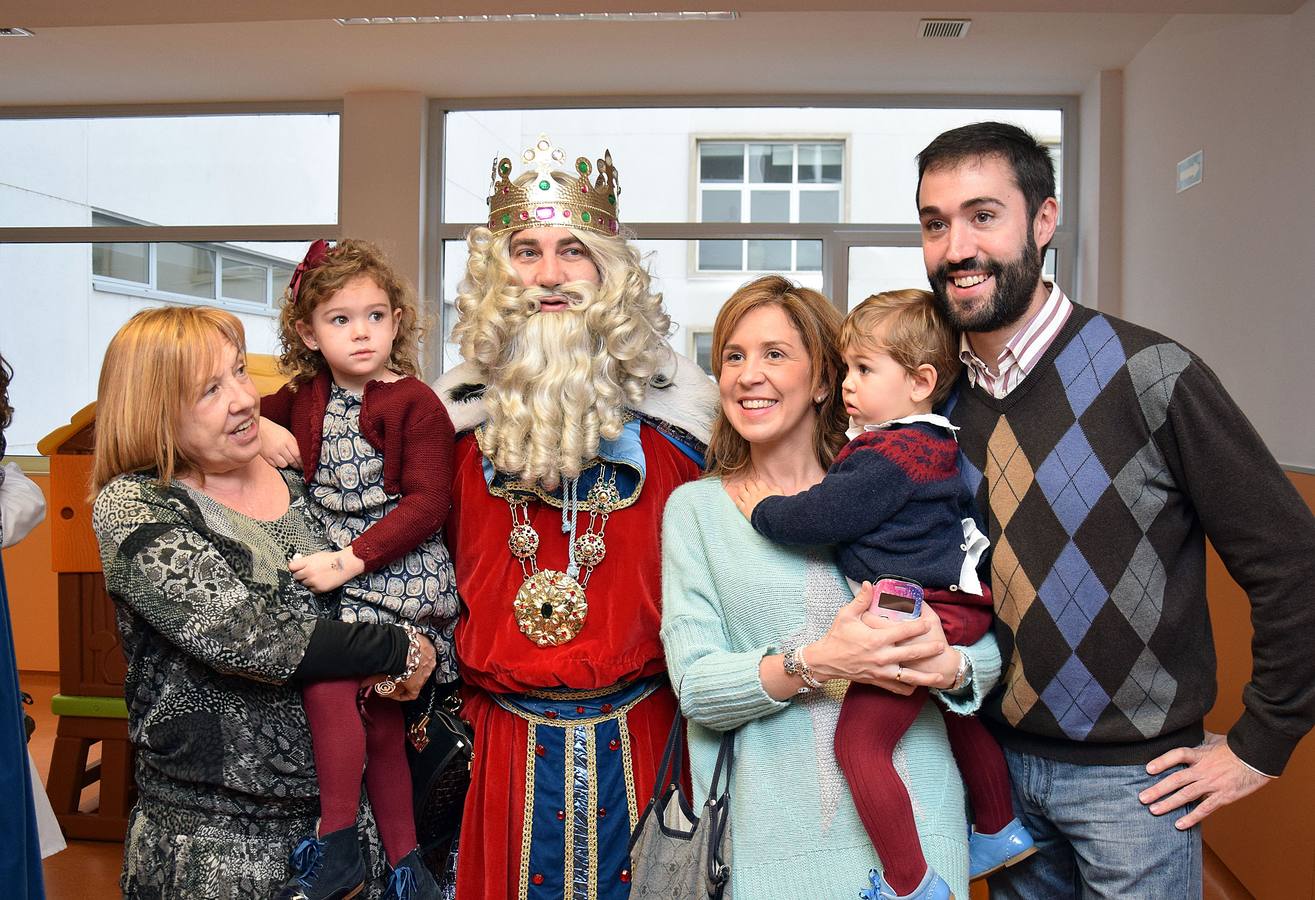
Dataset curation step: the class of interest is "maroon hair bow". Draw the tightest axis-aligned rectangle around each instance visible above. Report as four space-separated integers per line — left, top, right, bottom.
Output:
287 239 331 302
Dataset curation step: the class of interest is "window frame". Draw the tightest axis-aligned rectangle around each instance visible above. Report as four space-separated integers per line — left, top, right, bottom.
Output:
429 94 1079 353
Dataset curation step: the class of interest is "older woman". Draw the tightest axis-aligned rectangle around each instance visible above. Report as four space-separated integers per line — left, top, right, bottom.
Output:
90 307 436 899
660 276 1001 899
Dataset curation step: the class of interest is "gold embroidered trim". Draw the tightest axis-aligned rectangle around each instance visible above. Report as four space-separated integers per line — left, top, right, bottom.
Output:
619 715 639 834
524 682 628 701
585 727 599 900
518 722 537 899
492 685 657 729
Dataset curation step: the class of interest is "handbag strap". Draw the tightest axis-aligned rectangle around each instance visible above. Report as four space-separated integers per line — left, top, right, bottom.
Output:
651 710 686 805
704 729 734 897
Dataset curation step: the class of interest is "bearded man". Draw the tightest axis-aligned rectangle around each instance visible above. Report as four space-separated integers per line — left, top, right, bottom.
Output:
432 136 717 900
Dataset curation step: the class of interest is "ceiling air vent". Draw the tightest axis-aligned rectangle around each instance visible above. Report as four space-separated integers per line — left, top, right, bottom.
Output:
918 19 971 39
0 27 35 37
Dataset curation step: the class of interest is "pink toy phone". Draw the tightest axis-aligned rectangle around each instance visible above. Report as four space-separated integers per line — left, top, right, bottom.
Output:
871 577 924 620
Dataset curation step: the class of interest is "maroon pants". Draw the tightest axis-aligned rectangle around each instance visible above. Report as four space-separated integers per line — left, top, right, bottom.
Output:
303 678 417 867
834 588 1013 894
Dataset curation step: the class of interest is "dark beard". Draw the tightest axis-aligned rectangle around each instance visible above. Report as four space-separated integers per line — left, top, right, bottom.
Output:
928 230 1043 333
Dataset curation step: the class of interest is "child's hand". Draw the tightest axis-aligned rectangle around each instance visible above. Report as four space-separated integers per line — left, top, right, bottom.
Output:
259 417 302 470
732 476 784 520
289 547 365 592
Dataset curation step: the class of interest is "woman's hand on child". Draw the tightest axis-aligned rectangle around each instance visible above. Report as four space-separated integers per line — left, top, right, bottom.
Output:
806 583 944 695
731 475 784 520
259 417 302 470
890 603 962 691
289 547 365 592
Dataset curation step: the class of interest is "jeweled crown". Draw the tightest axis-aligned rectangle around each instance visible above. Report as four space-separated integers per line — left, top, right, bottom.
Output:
486 134 622 237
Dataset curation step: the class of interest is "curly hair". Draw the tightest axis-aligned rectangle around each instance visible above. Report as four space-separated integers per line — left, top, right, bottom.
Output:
841 288 961 408
0 353 12 458
452 224 671 487
276 239 423 388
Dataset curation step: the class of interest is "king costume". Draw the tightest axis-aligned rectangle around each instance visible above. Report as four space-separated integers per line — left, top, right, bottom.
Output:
433 136 719 900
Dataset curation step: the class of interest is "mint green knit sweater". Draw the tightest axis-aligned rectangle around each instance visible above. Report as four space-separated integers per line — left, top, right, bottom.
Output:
660 478 1002 899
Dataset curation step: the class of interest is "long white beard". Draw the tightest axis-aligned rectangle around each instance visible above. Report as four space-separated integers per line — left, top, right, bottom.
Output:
480 289 629 489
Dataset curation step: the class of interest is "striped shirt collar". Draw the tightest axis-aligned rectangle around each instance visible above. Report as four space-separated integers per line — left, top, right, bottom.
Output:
959 282 1073 399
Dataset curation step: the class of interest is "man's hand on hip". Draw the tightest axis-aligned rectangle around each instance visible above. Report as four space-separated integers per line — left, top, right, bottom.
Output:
1139 731 1274 829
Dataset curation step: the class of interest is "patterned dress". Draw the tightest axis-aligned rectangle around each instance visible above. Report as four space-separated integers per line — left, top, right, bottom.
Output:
310 383 459 682
93 470 387 899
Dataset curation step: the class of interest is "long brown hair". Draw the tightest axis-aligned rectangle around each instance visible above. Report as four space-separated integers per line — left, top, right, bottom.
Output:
91 306 246 495
704 275 848 479
277 239 423 387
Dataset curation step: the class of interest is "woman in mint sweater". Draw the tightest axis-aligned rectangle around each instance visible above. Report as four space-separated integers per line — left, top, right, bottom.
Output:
660 276 1001 900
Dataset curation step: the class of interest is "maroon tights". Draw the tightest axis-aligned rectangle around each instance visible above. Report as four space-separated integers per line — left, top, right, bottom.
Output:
303 678 416 867
834 684 1015 894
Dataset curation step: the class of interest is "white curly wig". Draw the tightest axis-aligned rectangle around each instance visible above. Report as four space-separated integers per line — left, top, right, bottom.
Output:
452 223 671 488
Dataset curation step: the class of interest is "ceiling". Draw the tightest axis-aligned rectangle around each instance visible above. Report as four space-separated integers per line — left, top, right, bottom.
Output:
0 1 1302 105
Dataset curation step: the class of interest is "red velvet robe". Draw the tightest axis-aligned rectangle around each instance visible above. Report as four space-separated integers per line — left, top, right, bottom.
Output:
447 425 701 899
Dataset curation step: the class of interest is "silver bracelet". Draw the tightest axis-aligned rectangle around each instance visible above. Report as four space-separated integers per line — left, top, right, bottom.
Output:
375 623 422 696
795 644 825 691
949 648 973 693
781 647 813 695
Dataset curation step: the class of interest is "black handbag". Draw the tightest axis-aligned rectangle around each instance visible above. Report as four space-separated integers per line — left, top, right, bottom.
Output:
627 713 733 899
405 680 473 875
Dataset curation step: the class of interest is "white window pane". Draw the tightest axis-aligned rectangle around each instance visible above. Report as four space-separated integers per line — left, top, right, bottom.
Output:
157 244 215 298
0 115 339 227
698 239 743 271
701 190 741 223
1044 248 1057 281
748 144 793 183
846 247 930 309
699 143 743 183
0 242 294 455
692 331 714 375
799 191 840 223
798 144 843 183
747 239 792 271
272 263 295 299
749 191 790 223
797 240 823 271
92 242 148 283
222 258 268 304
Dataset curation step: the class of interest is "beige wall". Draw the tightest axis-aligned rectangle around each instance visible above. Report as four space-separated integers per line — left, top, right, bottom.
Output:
1077 69 1123 316
1122 0 1315 470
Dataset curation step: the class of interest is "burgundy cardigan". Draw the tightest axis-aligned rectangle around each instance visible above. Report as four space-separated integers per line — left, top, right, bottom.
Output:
261 368 455 571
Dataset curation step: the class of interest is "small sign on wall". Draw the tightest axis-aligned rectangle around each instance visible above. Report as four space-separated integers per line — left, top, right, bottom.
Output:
1177 150 1203 193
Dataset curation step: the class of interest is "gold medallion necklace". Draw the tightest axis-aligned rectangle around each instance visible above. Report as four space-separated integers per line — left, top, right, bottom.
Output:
505 469 621 646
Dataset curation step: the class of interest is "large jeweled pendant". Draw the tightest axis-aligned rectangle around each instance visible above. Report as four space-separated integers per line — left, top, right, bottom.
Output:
513 569 588 647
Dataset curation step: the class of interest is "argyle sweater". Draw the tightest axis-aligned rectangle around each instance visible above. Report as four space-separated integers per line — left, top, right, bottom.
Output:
751 421 970 588
948 303 1315 773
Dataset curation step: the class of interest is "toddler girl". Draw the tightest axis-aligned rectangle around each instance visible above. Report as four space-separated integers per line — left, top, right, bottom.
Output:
262 239 459 900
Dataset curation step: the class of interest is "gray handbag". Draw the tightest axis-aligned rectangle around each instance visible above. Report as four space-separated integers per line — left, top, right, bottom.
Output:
627 714 733 899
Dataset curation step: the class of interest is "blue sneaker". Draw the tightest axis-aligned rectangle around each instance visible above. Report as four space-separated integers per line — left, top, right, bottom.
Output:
384 848 442 900
858 867 954 900
969 817 1037 880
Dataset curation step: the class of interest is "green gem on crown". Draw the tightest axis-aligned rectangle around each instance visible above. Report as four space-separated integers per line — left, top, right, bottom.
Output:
499 160 511 174
539 180 550 191
581 211 591 223
577 160 589 174
608 194 616 205
501 213 511 225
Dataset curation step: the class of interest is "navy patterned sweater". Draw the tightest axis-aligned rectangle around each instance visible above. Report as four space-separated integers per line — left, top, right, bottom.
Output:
751 420 971 589
949 302 1315 772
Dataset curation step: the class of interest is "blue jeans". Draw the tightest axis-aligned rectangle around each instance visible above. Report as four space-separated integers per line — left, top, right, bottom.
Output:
987 747 1202 899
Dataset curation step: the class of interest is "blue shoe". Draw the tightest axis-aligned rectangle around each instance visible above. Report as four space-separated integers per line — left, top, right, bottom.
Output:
276 826 366 900
859 867 954 900
969 817 1037 880
384 848 442 900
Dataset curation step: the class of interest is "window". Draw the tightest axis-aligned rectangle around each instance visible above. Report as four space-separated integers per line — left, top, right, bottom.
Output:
436 101 1075 373
696 140 842 273
1 108 338 455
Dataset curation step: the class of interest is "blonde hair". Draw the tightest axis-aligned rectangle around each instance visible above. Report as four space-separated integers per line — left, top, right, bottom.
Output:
704 275 849 479
277 239 423 387
840 289 961 408
91 306 246 495
451 224 671 487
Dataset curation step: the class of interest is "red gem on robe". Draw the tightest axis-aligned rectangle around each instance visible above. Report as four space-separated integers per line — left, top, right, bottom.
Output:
576 706 586 714
598 807 607 817
545 710 558 719
620 870 631 883
601 703 613 713
532 873 545 885
535 744 545 757
556 809 565 820
609 739 620 751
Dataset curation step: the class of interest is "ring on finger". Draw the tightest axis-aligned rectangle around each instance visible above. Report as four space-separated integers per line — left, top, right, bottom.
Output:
895 665 904 682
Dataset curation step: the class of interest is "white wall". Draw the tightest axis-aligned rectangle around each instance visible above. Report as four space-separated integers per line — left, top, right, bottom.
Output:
1122 0 1315 469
